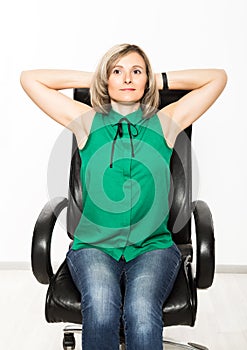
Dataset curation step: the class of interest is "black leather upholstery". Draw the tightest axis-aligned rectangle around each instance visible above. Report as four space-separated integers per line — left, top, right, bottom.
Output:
31 88 215 334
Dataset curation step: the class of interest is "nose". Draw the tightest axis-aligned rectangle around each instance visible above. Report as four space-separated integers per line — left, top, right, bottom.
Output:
124 71 131 84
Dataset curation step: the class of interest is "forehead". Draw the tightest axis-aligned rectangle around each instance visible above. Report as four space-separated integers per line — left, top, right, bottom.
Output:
113 52 146 68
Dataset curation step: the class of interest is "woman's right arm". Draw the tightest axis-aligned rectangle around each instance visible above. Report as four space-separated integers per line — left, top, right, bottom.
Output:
20 69 93 127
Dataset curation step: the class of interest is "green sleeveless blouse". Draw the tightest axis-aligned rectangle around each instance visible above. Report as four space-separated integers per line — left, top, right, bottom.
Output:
72 108 174 261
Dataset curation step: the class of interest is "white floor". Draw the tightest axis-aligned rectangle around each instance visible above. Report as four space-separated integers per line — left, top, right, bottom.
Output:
0 269 247 350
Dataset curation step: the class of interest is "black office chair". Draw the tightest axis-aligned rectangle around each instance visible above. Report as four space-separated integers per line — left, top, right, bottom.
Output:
31 88 215 350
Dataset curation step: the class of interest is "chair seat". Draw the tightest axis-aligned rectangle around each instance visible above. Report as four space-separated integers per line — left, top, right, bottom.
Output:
45 246 197 328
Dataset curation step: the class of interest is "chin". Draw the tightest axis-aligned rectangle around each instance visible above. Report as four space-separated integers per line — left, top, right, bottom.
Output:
112 98 141 105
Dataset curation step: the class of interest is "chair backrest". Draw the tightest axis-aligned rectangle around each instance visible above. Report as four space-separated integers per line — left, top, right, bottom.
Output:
67 88 192 245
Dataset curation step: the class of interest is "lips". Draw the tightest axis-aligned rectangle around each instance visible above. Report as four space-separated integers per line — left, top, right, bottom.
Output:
120 88 136 91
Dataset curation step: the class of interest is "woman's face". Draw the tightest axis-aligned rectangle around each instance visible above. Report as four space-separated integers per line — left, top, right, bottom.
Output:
108 52 147 105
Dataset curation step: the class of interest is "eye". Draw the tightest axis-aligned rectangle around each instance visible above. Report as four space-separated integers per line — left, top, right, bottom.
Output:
133 69 142 74
112 68 121 75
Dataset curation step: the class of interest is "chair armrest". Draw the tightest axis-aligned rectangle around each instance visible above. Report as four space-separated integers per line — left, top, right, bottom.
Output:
31 196 68 284
192 200 215 289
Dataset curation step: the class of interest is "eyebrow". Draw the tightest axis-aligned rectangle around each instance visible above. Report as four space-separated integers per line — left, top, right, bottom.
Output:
113 64 144 69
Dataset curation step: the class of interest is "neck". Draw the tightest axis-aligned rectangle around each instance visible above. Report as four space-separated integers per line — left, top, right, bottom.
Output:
110 101 140 116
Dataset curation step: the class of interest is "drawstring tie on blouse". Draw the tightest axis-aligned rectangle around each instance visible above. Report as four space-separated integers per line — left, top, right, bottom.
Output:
110 117 139 168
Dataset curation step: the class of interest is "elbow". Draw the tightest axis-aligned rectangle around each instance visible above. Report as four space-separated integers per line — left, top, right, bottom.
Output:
20 70 34 90
210 69 228 94
217 69 228 88
221 68 228 83
20 70 28 88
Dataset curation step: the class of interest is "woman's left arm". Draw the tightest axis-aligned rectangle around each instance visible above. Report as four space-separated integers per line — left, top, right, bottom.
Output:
157 69 227 131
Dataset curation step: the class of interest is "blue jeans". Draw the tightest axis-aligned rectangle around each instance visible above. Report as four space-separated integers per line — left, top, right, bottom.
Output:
66 245 181 350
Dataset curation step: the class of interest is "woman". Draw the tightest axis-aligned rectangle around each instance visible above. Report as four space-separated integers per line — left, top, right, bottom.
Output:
20 43 227 350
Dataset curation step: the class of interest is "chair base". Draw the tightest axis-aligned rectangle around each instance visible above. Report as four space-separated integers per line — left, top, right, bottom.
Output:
63 325 208 350
163 339 208 350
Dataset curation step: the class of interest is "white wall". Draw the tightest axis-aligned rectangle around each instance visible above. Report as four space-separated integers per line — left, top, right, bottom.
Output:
0 0 246 266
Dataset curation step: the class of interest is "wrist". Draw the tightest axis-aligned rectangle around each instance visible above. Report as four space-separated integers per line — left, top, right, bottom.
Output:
161 72 169 90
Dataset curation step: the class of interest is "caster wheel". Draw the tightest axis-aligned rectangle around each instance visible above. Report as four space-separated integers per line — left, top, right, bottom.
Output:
63 332 76 349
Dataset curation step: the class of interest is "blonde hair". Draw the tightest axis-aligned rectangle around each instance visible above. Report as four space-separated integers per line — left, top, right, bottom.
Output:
90 44 159 118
